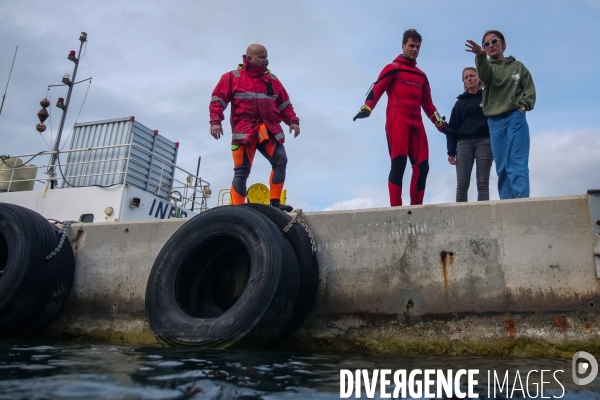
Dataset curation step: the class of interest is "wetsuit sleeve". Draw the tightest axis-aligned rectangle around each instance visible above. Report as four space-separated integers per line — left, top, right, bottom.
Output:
446 101 461 157
364 64 396 111
276 81 300 125
519 65 536 111
421 79 440 125
475 53 491 86
209 72 233 125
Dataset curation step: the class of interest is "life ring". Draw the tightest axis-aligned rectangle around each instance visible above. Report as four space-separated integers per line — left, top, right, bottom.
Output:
145 205 300 347
241 203 319 337
0 203 75 337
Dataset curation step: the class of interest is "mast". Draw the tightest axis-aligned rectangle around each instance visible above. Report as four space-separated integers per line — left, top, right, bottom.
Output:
47 32 87 189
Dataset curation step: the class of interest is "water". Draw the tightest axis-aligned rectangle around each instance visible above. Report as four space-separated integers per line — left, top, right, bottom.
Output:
1 339 599 399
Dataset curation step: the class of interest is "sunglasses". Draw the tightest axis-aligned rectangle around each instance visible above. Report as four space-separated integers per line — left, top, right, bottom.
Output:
482 38 502 48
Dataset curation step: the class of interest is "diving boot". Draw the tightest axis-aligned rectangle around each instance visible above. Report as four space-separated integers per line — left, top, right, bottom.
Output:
270 199 293 212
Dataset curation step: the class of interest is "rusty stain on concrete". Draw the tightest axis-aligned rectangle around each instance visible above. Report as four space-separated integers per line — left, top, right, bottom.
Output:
440 250 455 294
555 315 567 332
504 319 516 337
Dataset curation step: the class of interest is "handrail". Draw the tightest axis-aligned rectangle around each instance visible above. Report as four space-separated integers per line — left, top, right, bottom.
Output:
0 143 211 213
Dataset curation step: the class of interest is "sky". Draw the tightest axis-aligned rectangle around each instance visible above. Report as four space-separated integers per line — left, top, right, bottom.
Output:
1 1 599 212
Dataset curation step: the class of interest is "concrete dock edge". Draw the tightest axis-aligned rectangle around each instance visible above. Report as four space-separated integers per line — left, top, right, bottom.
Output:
46 195 600 356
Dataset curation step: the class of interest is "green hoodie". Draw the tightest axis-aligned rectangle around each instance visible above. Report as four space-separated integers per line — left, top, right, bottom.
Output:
475 52 536 117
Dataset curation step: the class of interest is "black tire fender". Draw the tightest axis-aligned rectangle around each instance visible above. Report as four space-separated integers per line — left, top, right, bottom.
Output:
145 205 300 347
0 203 75 337
241 203 319 337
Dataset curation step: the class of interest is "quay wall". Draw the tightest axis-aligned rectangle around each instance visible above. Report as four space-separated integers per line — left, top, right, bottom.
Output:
48 195 600 356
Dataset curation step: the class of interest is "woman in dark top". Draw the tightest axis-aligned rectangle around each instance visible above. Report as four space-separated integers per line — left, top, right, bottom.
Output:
442 67 493 202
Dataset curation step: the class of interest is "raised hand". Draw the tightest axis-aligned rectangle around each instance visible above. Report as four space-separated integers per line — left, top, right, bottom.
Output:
465 40 485 56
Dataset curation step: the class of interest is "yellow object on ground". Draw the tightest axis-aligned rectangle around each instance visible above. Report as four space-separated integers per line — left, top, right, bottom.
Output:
280 189 287 205
218 184 287 206
245 183 287 205
247 183 270 204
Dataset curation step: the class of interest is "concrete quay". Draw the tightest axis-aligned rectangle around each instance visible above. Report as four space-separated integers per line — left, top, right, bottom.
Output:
48 194 600 356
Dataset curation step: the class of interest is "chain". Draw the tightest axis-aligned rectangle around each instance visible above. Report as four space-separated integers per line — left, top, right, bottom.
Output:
281 209 317 254
282 209 302 232
46 221 72 260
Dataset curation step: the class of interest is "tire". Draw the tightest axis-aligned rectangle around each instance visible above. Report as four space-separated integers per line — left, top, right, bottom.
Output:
145 205 300 348
242 203 319 337
0 203 76 337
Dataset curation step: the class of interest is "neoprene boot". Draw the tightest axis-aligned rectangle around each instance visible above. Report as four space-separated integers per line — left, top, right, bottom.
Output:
270 199 293 212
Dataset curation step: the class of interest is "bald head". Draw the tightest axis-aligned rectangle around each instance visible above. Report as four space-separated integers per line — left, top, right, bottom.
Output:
246 44 268 67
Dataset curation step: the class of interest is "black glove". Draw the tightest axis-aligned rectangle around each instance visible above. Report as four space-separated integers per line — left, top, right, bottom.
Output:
430 111 446 128
353 105 371 121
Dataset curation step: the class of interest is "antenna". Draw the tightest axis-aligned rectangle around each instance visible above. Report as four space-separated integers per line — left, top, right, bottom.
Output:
0 46 18 117
47 32 87 189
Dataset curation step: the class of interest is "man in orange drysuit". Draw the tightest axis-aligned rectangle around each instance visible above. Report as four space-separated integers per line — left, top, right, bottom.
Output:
354 29 445 206
210 44 300 212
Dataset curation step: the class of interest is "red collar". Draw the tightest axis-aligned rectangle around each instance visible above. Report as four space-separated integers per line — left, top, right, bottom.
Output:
242 56 268 78
394 55 417 67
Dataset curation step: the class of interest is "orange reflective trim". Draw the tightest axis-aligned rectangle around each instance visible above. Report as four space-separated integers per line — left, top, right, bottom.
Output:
232 140 258 167
263 133 278 157
269 173 284 201
230 185 246 205
232 145 245 167
258 123 269 143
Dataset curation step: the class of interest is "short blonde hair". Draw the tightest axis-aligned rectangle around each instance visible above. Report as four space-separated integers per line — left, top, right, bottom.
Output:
462 67 483 91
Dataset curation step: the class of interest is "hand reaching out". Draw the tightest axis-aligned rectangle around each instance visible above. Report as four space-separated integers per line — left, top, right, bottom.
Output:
465 40 485 56
353 105 372 121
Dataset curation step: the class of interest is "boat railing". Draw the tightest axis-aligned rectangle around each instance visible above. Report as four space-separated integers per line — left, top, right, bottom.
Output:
0 144 211 213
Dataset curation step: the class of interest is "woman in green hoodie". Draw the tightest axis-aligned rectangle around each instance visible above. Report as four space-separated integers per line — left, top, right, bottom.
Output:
465 30 536 199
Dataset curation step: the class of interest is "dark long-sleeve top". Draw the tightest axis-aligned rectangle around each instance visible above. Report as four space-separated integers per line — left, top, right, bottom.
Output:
446 89 489 157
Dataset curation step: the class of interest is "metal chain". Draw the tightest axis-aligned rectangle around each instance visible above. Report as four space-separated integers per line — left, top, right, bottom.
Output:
281 209 317 254
281 209 302 232
46 221 72 260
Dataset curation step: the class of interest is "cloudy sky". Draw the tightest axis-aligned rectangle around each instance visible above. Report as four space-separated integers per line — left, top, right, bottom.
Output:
1 1 599 211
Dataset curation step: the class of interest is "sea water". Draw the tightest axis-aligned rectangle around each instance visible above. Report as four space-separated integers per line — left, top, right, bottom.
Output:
0 339 599 399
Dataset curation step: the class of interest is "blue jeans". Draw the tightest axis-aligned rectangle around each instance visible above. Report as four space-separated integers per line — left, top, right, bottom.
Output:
487 109 530 199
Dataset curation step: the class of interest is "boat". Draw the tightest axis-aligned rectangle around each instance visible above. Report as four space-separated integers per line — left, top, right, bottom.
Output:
0 32 211 224
0 32 216 340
